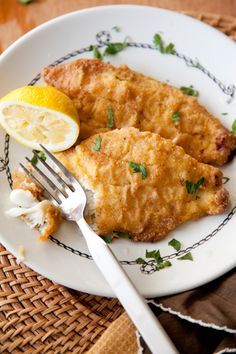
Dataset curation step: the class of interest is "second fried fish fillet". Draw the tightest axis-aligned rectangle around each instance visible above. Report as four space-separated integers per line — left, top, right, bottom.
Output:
55 128 229 242
43 59 236 166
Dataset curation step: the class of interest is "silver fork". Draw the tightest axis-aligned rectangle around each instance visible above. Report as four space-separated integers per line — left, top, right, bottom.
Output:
21 145 178 354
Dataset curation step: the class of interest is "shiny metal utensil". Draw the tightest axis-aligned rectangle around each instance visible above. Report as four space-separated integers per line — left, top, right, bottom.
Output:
20 144 178 354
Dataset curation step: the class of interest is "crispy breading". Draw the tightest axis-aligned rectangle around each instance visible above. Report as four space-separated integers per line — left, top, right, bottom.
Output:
55 128 229 242
43 59 236 166
13 168 43 200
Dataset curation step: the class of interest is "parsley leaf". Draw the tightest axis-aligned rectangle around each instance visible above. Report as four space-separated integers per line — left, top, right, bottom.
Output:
172 111 180 122
116 231 132 239
89 45 103 60
128 162 147 180
177 252 193 261
93 47 103 60
103 236 113 244
145 249 172 270
107 107 114 128
136 257 147 264
153 34 164 53
104 42 127 56
180 86 199 97
158 261 172 269
146 249 159 259
165 43 175 54
185 177 205 195
231 119 236 135
168 238 181 251
30 155 38 165
153 33 175 54
31 150 46 165
92 135 101 151
19 0 33 4
222 177 230 184
221 113 228 115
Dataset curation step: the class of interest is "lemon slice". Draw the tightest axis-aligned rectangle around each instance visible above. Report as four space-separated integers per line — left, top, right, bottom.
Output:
0 86 80 152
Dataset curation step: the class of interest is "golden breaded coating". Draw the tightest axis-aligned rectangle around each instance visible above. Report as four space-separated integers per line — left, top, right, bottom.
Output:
55 128 229 242
13 168 43 200
43 59 236 166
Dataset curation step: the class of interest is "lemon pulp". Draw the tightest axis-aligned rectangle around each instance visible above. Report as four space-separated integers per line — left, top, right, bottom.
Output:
0 86 80 152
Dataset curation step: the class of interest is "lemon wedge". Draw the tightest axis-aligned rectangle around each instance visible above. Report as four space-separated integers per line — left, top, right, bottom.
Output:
0 86 80 152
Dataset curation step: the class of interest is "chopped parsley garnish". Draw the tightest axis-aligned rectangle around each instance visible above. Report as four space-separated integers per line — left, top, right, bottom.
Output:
177 252 193 261
153 33 175 54
221 113 228 115
92 135 101 151
128 162 147 180
104 42 127 56
168 238 181 251
222 177 230 184
112 26 121 32
185 177 205 195
146 249 160 259
107 107 114 128
180 86 199 97
145 249 172 269
231 119 236 135
165 43 175 54
19 0 33 4
172 111 180 122
116 231 132 239
89 45 103 60
31 150 46 165
30 155 38 165
158 261 172 269
93 47 103 60
136 257 147 264
103 235 113 244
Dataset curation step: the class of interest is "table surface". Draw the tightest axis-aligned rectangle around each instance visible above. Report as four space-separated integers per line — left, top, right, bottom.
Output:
0 0 236 52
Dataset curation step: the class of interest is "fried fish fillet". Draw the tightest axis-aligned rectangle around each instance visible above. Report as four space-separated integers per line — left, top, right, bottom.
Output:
43 59 236 166
54 128 229 242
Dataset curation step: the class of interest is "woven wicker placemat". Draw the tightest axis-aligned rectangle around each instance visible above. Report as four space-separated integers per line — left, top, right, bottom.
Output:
0 11 235 354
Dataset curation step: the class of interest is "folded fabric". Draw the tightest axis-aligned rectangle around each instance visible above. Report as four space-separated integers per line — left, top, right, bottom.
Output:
87 269 236 354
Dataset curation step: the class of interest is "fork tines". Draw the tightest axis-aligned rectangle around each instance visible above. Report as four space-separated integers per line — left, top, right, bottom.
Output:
20 145 77 205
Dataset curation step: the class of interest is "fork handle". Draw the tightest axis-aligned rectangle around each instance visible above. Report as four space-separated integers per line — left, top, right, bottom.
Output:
77 218 179 354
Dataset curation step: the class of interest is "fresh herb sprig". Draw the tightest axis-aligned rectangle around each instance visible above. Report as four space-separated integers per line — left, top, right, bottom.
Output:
172 111 180 122
180 86 199 97
103 235 113 244
92 135 101 151
177 252 193 261
19 0 33 4
136 249 172 270
231 119 236 135
116 231 132 239
128 162 147 180
104 41 127 56
153 34 176 54
107 107 115 128
89 45 103 59
30 150 47 165
168 238 181 251
185 177 205 195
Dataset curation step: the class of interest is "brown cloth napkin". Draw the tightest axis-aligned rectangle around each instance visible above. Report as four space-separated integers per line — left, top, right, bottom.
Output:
87 269 236 354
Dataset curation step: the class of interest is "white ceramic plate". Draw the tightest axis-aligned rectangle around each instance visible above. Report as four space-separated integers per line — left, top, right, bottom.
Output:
0 5 235 298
